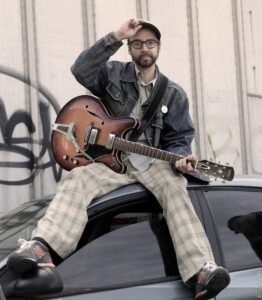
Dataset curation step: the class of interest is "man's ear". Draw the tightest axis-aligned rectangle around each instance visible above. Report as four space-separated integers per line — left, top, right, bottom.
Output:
156 43 161 56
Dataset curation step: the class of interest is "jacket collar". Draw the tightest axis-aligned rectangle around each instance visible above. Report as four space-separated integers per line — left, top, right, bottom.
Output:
120 62 137 83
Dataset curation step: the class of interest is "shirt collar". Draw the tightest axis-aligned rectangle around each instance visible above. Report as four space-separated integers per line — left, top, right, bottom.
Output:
134 64 159 87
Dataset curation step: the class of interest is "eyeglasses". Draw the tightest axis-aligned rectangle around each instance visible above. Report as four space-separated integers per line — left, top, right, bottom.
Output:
128 39 160 49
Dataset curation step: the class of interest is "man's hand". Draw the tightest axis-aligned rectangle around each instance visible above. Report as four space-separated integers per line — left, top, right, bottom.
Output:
114 18 143 41
175 154 197 174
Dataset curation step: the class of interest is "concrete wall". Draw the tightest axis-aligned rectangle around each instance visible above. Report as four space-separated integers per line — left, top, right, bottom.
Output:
0 0 261 214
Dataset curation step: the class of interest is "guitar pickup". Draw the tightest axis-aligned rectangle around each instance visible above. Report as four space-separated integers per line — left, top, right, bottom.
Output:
87 128 99 145
84 123 93 146
105 133 115 149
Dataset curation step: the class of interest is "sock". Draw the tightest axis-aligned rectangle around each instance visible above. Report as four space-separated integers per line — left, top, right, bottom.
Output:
33 237 63 265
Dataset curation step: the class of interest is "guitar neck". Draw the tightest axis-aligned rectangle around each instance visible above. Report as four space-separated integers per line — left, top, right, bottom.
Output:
113 137 184 164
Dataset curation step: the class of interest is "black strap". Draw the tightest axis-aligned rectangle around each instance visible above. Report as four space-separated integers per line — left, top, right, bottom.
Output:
129 73 168 141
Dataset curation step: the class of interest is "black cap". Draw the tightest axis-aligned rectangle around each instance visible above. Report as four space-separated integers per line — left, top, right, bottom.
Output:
140 21 161 41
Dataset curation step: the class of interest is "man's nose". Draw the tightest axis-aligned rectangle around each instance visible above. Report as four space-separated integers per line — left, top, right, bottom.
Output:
141 43 149 50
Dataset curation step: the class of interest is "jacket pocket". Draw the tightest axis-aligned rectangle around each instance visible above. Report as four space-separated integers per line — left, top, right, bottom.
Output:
106 81 124 102
105 81 125 116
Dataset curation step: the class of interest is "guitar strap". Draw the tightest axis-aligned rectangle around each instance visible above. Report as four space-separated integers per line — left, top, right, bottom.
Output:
129 73 168 142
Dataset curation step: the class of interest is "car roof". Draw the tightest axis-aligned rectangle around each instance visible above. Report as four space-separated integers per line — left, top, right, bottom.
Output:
88 175 262 211
3 175 262 220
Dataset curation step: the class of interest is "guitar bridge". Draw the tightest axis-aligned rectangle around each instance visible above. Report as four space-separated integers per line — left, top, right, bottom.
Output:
52 122 95 162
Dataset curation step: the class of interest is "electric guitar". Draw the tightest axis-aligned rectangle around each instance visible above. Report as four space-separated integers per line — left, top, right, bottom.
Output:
51 95 234 181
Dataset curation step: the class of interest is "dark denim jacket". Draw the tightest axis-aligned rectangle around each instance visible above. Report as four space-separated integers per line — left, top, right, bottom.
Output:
71 32 195 157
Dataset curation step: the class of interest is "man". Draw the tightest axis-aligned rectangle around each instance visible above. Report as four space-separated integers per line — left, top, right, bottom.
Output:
7 18 230 300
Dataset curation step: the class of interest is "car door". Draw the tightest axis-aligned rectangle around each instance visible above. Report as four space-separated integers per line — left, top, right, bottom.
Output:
53 191 198 300
197 185 262 299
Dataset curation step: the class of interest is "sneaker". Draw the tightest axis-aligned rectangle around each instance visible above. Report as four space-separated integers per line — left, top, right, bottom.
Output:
7 239 54 275
195 262 230 300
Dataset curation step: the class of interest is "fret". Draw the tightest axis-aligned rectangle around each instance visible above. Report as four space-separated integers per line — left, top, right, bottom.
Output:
125 140 130 151
151 148 157 158
149 147 153 158
156 149 163 160
145 146 150 157
165 151 170 162
135 143 139 154
142 144 147 156
170 153 175 162
165 151 169 160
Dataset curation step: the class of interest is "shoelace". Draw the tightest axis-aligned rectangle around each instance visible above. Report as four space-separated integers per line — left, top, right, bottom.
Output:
18 239 33 250
203 261 217 271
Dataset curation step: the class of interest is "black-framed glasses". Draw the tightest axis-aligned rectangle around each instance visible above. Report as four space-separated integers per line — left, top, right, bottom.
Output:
128 39 160 49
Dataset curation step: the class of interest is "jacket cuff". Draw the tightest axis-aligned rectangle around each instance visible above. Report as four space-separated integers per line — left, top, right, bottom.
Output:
104 32 123 49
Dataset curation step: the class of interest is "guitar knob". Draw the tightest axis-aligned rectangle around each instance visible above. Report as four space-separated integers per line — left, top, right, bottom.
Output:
63 155 69 160
73 159 79 165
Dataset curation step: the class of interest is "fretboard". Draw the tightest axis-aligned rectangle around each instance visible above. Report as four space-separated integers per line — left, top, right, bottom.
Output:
113 137 184 164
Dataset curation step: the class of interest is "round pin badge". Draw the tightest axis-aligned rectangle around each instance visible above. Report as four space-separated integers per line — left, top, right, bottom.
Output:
161 105 168 113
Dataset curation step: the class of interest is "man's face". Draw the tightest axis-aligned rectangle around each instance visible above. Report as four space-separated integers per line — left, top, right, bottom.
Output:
128 28 160 69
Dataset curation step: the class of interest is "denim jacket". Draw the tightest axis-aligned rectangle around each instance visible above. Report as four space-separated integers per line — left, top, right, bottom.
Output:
71 32 195 157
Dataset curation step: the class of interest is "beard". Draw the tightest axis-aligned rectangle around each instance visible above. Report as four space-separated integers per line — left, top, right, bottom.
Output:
132 53 158 69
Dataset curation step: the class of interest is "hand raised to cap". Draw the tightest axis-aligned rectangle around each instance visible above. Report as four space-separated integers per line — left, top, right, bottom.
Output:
114 18 144 41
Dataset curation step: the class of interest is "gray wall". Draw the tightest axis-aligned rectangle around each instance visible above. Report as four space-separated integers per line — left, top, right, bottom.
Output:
0 0 261 214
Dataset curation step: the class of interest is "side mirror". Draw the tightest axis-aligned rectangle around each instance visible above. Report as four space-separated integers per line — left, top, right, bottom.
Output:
0 265 63 298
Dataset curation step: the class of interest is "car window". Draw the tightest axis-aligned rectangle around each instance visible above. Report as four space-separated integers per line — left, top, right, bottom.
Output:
57 213 178 291
204 188 262 270
0 201 49 260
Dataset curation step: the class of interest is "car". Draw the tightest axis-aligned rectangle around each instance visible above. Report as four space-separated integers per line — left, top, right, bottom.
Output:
0 175 262 299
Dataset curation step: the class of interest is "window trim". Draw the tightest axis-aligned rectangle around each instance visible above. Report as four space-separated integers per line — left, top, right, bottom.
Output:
198 186 262 272
196 189 226 266
59 218 181 297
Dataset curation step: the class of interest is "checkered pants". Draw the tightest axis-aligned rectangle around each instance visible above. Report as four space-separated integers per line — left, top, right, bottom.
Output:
32 160 214 282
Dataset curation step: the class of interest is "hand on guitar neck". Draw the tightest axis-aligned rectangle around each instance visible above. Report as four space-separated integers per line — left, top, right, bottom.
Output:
175 154 197 174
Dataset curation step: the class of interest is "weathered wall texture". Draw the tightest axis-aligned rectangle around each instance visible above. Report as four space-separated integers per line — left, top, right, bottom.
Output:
0 0 261 214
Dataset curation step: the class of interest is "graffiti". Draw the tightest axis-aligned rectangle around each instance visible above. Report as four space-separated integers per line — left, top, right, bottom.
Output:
207 130 240 163
0 65 63 185
206 122 242 174
206 113 262 175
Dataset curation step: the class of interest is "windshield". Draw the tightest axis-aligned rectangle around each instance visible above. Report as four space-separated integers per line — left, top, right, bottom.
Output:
0 199 49 261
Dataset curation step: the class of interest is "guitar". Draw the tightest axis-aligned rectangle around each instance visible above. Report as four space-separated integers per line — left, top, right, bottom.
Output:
51 95 234 181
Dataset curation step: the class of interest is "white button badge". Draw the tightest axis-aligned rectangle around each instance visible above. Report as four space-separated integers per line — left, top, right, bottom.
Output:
161 105 168 113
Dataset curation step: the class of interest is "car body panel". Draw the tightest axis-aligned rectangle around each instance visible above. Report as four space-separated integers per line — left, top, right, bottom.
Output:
49 281 194 300
0 176 262 299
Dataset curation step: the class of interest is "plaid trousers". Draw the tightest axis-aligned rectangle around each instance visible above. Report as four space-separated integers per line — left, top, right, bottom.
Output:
32 159 214 282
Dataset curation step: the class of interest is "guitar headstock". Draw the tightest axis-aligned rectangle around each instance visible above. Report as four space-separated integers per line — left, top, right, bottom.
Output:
196 160 234 181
